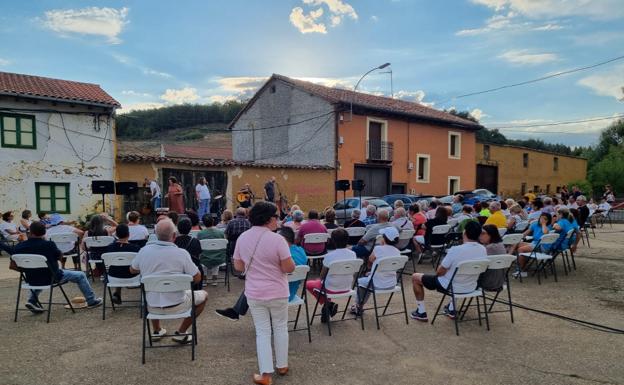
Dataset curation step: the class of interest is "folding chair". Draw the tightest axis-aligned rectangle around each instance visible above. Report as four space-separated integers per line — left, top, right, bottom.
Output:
49 233 80 271
326 228 337 236
147 234 158 243
580 221 593 248
199 238 230 291
84 236 115 282
0 232 18 249
11 254 75 323
357 255 409 330
287 265 312 343
482 254 516 325
396 229 416 272
430 224 451 269
512 221 529 233
303 233 329 271
498 228 507 237
345 227 366 246
431 259 490 336
519 233 560 285
141 274 197 364
446 218 459 231
502 233 524 282
598 209 613 228
310 259 363 336
101 252 141 320
561 229 577 272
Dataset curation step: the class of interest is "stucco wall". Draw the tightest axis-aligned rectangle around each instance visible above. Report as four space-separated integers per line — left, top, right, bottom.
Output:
476 142 588 198
0 97 115 222
231 79 336 167
337 113 477 196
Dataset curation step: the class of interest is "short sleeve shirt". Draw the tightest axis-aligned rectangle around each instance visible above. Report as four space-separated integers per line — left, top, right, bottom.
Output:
438 242 488 293
150 181 161 198
485 211 507 228
233 226 291 300
370 245 401 289
128 224 149 241
322 248 357 291
195 184 211 200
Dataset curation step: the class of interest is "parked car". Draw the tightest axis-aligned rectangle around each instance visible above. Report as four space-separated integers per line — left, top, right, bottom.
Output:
437 195 454 205
382 194 435 207
333 197 391 224
454 189 500 205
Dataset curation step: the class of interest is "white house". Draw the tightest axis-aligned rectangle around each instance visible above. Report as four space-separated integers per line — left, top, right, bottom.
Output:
0 71 120 222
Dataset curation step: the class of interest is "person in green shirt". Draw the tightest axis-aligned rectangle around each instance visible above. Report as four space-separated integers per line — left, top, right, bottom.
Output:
197 215 226 285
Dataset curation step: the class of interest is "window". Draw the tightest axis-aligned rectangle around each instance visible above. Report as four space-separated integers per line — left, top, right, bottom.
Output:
36 183 70 214
1 113 36 149
448 132 461 159
448 176 460 194
556 186 561 193
523 153 529 167
546 184 551 194
270 85 276 93
553 157 559 171
483 145 490 160
521 183 527 195
534 185 539 193
416 154 430 183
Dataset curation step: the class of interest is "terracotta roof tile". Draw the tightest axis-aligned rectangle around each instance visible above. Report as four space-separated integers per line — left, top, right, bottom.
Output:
0 71 120 107
118 154 333 170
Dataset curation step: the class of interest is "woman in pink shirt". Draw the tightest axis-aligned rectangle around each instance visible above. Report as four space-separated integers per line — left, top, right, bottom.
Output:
233 202 295 385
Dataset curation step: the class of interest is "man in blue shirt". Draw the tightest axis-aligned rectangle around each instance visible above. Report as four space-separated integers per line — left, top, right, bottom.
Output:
8 221 102 313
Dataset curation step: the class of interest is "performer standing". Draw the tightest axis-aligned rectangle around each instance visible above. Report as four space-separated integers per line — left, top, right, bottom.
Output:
264 176 276 203
144 177 162 209
237 183 255 209
195 177 211 219
166 176 185 214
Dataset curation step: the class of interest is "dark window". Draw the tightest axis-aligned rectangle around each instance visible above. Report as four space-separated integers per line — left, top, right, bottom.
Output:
36 183 70 214
1 113 36 149
546 184 551 194
270 85 276 93
483 145 490 160
556 186 561 193
553 157 559 171
534 185 540 193
521 183 527 195
523 153 528 167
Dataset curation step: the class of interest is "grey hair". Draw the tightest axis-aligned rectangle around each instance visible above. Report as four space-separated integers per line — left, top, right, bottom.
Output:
417 200 429 212
155 218 176 242
366 205 376 214
352 209 361 218
377 208 390 221
489 201 501 211
293 210 304 222
394 207 406 217
577 195 587 202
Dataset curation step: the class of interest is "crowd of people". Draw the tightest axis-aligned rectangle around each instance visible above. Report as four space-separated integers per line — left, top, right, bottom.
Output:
0 182 619 385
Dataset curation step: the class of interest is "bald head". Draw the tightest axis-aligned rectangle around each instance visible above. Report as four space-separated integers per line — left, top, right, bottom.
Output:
155 218 176 242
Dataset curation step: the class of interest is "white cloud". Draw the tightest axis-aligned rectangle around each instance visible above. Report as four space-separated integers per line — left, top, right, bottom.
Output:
207 94 238 103
470 108 489 121
42 7 129 44
0 58 10 66
290 0 357 34
117 102 164 114
370 15 379 22
469 0 624 20
142 68 173 79
456 11 564 36
112 53 173 79
121 90 153 98
160 87 200 104
577 65 624 101
498 49 558 65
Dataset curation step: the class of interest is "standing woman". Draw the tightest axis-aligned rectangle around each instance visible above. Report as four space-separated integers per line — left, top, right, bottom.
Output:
166 176 185 214
233 202 295 385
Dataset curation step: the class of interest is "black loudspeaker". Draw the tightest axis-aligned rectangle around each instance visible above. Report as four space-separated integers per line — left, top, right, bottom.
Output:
91 180 115 194
115 182 139 195
352 179 365 191
335 179 350 191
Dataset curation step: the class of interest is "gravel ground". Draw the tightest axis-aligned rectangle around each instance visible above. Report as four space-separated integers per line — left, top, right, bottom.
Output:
1 225 623 385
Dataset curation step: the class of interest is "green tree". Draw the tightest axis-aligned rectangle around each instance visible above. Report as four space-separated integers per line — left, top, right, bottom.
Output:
589 145 624 195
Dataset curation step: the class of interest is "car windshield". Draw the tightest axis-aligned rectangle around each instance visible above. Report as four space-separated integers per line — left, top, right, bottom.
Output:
369 199 390 208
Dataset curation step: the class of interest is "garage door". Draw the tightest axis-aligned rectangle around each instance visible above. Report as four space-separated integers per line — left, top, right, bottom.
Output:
354 165 391 197
476 165 498 194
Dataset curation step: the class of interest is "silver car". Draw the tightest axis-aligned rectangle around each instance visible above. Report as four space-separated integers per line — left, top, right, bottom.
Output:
333 197 392 225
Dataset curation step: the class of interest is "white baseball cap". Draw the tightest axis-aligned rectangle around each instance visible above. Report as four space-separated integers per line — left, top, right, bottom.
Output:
379 226 399 241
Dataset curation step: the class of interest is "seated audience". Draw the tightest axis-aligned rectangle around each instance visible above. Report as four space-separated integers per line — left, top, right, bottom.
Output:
46 214 84 269
19 210 32 233
217 209 233 230
478 224 507 291
185 210 202 231
126 211 149 243
175 219 204 289
197 215 226 285
297 210 328 255
484 201 507 228
323 209 338 230
81 214 115 277
528 199 544 221
542 197 555 215
224 208 252 273
1 211 27 242
426 201 438 220
344 209 365 228
130 219 207 344
451 195 463 215
104 224 141 304
424 206 449 248
456 205 478 232
283 210 304 232
362 205 378 226
410 221 487 321
167 211 179 225
352 208 393 259
393 200 405 210
283 205 301 223
576 196 590 228
9 221 102 312
506 204 524 231
512 212 553 277
409 203 427 236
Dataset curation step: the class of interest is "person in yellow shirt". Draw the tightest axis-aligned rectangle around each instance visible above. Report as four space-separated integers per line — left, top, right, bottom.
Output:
485 201 507 228
524 190 536 203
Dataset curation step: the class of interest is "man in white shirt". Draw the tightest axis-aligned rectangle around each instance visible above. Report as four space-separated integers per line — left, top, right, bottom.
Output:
145 178 161 209
126 211 149 241
46 214 84 269
195 177 211 220
410 221 488 322
130 219 207 344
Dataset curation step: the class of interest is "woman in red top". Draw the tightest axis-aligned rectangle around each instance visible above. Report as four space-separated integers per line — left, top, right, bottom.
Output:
409 203 427 236
166 177 185 214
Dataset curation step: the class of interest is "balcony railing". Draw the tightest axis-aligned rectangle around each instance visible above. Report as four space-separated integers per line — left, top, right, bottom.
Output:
367 140 393 162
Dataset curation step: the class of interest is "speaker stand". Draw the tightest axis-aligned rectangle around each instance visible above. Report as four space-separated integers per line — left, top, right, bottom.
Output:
342 189 347 226
101 193 106 213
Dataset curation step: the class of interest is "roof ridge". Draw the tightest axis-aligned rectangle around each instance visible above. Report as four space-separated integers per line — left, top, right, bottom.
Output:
0 71 101 87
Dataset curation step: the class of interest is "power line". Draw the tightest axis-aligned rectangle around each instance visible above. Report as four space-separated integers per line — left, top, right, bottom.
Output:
489 114 624 133
434 54 624 104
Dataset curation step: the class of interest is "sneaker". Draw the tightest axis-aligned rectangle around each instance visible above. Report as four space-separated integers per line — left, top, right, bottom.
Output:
350 305 362 316
512 271 528 279
172 331 193 344
25 302 45 314
151 328 167 341
320 306 329 323
410 310 428 322
444 304 457 320
111 293 122 305
87 298 103 308
215 308 239 321
329 302 338 317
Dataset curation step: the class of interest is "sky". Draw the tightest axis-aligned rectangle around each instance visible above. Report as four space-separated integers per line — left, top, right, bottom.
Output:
1 0 623 147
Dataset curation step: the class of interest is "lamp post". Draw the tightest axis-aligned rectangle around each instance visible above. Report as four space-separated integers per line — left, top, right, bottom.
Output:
349 62 391 120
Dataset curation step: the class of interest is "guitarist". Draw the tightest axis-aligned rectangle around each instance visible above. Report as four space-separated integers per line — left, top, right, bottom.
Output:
237 183 255 209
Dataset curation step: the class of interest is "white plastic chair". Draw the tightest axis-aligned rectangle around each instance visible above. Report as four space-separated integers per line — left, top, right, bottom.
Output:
498 228 508 237
514 221 529 233
141 274 197 364
49 232 80 270
11 254 75 323
446 218 459 230
345 227 366 245
287 265 311 342
310 258 364 336
561 229 577 273
431 259 490 336
482 254 516 325
357 255 409 330
519 233 560 285
84 236 115 281
303 233 329 260
199 239 229 291
101 252 140 320
431 224 451 268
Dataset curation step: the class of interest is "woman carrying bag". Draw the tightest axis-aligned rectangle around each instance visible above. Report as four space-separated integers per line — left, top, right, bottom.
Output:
233 202 295 385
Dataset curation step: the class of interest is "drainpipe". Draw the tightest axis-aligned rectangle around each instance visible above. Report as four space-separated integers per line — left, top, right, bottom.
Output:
334 109 339 203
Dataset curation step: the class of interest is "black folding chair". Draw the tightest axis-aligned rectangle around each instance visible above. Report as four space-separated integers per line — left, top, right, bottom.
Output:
12 254 75 323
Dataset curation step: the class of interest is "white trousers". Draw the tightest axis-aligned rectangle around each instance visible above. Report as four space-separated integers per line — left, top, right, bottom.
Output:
247 297 289 374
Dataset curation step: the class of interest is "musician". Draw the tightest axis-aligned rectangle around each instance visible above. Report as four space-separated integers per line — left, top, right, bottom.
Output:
144 177 162 209
237 183 255 209
264 176 276 203
165 176 185 214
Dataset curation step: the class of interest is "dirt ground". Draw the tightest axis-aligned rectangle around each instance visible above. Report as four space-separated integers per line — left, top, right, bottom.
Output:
1 225 623 385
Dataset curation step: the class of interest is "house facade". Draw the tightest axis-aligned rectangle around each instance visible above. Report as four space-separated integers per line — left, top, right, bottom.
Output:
231 74 481 200
475 142 587 198
0 71 120 221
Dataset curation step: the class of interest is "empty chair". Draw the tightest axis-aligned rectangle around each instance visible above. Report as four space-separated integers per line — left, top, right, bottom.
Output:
199 238 229 291
519 233 560 285
481 254 516 325
286 265 312 343
11 254 75 323
101 252 141 320
141 274 198 364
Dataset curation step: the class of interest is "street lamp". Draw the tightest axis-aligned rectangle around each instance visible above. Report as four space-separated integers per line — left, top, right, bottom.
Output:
349 62 391 120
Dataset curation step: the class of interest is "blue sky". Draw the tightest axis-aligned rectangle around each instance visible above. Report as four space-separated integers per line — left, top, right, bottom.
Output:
1 0 623 146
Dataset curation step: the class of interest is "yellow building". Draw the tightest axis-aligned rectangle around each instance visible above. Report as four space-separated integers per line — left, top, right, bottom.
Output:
475 142 587 198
